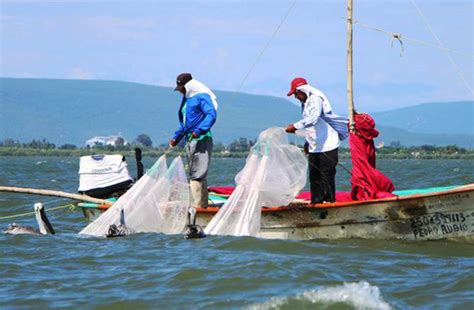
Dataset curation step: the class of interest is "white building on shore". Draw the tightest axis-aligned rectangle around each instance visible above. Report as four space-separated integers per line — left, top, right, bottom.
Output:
85 135 128 148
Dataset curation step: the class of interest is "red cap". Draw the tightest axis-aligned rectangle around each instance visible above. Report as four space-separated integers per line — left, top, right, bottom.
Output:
287 77 307 96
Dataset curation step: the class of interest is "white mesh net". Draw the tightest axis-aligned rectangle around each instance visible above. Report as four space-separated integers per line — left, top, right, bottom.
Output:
80 155 190 237
204 127 307 237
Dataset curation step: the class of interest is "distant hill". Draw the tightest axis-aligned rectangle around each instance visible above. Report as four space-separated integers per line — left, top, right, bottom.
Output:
372 101 474 135
0 78 300 145
375 125 474 148
1 78 473 148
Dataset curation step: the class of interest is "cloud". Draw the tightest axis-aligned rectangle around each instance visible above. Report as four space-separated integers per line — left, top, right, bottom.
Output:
1 1 471 110
1 0 97 3
189 17 268 36
19 71 37 78
80 16 158 41
190 38 200 50
68 67 93 80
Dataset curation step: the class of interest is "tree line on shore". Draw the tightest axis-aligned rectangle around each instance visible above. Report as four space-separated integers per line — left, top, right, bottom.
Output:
0 137 473 159
0 136 255 153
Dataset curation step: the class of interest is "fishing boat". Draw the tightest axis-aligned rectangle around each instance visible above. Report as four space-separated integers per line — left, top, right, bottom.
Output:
3 1 470 242
78 184 474 241
77 0 473 241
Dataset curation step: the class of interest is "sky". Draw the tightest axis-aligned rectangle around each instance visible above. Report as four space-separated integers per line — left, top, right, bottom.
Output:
0 0 473 113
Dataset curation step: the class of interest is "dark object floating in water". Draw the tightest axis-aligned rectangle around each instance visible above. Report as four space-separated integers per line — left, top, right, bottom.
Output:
3 203 55 235
184 224 206 239
184 208 206 239
105 208 134 238
106 224 134 238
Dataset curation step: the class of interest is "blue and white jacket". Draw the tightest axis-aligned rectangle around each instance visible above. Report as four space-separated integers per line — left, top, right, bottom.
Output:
173 80 217 143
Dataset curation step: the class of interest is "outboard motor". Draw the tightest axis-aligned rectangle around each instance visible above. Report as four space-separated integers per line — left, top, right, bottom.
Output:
78 154 133 199
184 208 206 239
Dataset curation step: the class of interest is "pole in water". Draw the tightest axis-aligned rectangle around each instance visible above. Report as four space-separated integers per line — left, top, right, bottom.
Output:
184 207 206 239
134 147 144 180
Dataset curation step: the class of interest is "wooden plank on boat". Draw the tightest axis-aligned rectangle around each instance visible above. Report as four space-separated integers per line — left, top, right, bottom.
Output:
0 186 113 205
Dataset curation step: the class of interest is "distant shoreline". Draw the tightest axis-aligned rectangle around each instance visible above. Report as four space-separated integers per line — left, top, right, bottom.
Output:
1 147 473 160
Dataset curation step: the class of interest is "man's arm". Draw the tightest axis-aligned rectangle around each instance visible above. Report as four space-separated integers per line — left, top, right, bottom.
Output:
172 122 186 143
293 95 323 130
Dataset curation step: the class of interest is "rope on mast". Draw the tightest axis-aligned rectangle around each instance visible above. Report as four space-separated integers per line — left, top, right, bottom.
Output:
390 32 404 57
235 0 297 94
409 0 474 96
351 19 474 59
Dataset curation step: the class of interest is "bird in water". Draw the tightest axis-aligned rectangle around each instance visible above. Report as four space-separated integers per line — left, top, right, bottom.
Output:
3 202 55 235
184 208 206 239
105 208 135 238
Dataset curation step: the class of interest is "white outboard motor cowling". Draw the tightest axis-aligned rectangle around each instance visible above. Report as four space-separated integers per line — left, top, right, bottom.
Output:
78 154 133 198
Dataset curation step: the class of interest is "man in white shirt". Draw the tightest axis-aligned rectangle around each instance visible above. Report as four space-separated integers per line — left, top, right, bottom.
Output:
285 77 341 203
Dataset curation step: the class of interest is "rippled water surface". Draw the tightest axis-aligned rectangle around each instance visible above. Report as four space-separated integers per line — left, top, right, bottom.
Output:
1 156 473 309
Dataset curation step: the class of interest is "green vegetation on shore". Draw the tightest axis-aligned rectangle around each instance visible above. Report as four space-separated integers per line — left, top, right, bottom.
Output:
1 138 473 159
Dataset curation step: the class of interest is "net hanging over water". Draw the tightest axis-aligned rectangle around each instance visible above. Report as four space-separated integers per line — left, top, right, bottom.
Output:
80 155 190 237
204 127 307 237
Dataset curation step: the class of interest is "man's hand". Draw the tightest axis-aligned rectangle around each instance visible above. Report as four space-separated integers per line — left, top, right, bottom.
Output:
169 139 178 147
285 124 297 133
191 132 200 139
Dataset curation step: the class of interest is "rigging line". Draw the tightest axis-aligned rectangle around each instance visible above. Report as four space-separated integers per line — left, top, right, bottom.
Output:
234 0 297 95
322 152 352 176
409 0 474 96
350 19 474 58
0 203 76 220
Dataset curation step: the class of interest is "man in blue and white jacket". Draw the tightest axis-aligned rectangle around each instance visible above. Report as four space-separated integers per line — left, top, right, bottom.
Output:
285 77 348 204
169 73 217 208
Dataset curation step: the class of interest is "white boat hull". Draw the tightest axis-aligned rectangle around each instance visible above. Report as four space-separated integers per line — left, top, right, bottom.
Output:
196 185 474 241
80 184 474 241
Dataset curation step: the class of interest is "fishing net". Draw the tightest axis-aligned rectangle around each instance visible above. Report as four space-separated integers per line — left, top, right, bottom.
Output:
204 127 307 237
80 155 190 237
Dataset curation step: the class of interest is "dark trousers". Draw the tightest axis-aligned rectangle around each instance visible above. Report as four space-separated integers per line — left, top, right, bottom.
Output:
308 148 338 203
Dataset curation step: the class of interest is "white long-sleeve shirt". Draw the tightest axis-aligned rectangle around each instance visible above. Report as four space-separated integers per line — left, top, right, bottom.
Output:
293 85 340 153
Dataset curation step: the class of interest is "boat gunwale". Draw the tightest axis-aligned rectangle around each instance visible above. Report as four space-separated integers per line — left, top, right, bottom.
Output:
80 183 474 214
197 183 474 213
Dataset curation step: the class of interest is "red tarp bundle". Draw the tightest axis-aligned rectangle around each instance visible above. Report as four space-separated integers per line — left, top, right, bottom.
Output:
350 113 395 200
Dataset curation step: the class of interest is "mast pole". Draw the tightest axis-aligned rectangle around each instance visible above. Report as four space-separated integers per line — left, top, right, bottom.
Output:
347 0 355 132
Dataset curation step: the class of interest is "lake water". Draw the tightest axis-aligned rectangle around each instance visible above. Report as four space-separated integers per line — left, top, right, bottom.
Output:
1 156 473 309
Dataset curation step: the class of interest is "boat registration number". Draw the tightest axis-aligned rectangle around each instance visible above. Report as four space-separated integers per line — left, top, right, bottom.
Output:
410 212 471 239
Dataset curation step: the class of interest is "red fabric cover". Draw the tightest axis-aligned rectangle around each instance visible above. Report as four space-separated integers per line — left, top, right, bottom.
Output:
335 192 353 202
296 191 353 202
350 113 395 200
209 186 396 203
208 186 235 195
375 191 397 199
296 191 311 200
293 191 354 202
297 191 395 202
